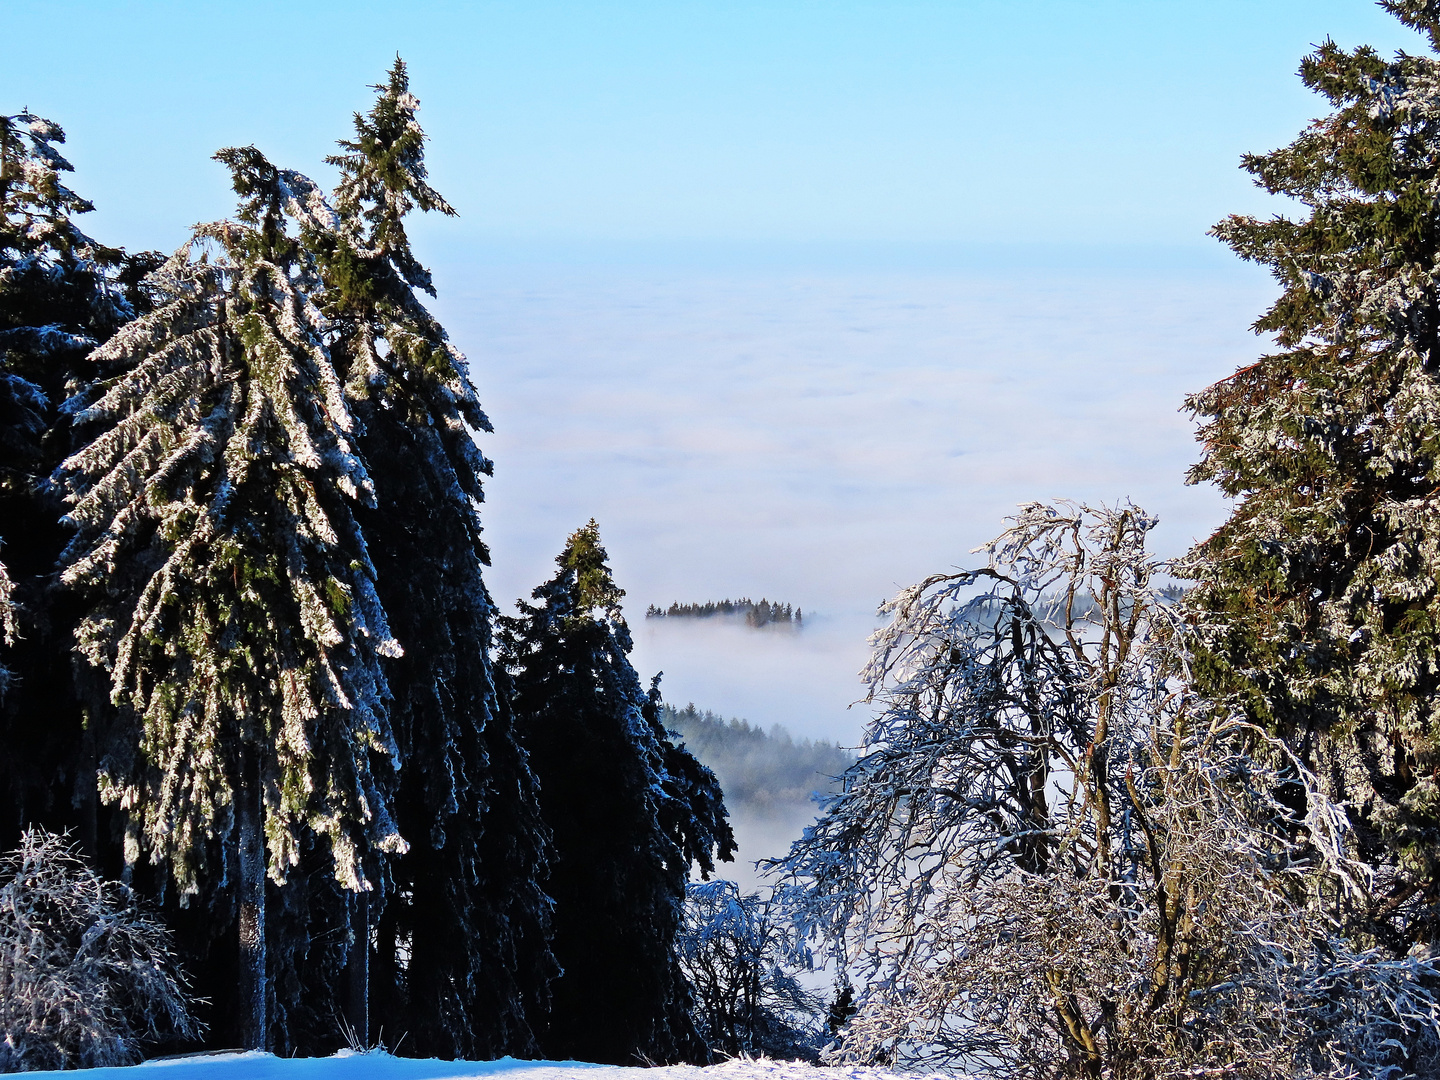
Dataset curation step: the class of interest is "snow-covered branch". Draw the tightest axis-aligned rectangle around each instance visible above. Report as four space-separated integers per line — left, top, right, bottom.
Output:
774 501 1440 1078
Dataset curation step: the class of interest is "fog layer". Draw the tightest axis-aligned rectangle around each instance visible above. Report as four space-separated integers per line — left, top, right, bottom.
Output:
430 259 1274 744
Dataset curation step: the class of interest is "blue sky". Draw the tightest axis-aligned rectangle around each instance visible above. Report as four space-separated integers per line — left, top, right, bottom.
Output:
5 3 1432 750
2 1 1429 258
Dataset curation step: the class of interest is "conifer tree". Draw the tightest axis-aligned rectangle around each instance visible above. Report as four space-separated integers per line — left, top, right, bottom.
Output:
500 521 735 1065
57 148 406 1049
49 63 559 1057
1184 0 1440 949
0 111 147 848
315 60 555 1058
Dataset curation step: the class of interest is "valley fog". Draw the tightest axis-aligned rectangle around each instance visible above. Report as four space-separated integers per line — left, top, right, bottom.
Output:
430 256 1274 745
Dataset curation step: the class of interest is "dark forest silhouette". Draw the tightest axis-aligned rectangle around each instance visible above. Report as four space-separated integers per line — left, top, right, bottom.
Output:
646 599 801 628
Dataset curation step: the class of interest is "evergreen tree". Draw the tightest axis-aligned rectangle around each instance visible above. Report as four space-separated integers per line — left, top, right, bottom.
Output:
56 147 405 1049
1183 0 1440 949
0 111 148 849
317 60 555 1058
50 63 558 1057
500 521 735 1065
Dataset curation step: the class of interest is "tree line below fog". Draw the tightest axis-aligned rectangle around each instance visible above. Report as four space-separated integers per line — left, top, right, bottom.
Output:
661 704 852 820
646 599 801 627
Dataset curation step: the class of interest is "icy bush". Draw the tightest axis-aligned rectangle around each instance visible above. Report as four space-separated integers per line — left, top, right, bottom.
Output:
0 829 200 1071
680 879 825 1061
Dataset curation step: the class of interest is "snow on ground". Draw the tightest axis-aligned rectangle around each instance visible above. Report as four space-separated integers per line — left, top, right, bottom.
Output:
21 1053 965 1080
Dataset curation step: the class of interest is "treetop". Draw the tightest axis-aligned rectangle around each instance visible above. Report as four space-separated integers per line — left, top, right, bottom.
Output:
327 55 453 298
560 519 626 619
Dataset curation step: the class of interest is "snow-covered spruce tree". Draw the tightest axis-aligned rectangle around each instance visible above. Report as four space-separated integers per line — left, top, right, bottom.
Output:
313 59 556 1058
774 502 1440 1079
0 110 149 850
499 521 735 1065
56 147 406 1050
1183 0 1440 951
0 828 200 1070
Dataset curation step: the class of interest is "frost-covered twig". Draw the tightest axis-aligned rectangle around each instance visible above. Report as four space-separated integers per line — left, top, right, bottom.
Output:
0 829 201 1070
773 501 1440 1078
680 880 826 1061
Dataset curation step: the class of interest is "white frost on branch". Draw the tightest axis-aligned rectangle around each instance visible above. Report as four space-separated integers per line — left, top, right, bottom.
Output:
774 500 1440 1078
57 158 407 898
0 829 201 1070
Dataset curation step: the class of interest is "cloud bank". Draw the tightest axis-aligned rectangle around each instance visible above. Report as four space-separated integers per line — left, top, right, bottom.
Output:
431 259 1274 744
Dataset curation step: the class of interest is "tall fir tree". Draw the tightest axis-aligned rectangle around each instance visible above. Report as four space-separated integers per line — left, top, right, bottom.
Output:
500 521 735 1065
1183 0 1440 949
57 148 406 1049
50 63 561 1057
0 111 150 849
317 60 556 1058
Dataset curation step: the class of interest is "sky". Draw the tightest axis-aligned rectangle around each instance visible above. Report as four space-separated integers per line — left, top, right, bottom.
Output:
4 2 1431 753
3 1 1428 254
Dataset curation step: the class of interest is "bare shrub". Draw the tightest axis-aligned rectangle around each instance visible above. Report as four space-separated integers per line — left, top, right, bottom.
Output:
0 829 200 1071
679 879 825 1060
775 501 1440 1079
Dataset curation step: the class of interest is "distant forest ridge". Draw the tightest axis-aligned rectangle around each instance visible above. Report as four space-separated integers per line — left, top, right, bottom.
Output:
646 598 802 627
660 704 852 818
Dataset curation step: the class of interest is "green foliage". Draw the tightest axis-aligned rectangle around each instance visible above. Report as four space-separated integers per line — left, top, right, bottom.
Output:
1183 1 1440 947
0 112 108 269
326 57 454 301
321 59 552 1059
562 518 625 618
58 153 405 898
18 62 558 1058
500 523 734 1064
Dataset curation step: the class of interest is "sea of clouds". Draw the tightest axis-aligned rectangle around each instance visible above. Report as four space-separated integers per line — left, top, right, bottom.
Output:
429 255 1275 749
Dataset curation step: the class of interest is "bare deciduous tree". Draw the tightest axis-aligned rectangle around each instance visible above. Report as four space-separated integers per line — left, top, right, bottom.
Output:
775 501 1440 1079
0 829 200 1071
679 879 825 1061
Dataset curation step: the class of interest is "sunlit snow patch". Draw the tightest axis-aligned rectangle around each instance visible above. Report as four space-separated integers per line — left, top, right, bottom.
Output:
19 1052 968 1080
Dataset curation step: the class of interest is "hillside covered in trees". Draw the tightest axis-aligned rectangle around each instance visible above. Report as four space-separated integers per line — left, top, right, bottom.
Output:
661 705 850 821
646 599 801 627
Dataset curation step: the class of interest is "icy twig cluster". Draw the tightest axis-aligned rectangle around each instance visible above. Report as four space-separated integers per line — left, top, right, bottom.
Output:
0 552 14 696
775 500 1440 1078
679 879 826 1060
0 829 200 1070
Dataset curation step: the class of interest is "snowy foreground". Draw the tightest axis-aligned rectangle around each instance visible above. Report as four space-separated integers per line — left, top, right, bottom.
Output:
20 1053 964 1080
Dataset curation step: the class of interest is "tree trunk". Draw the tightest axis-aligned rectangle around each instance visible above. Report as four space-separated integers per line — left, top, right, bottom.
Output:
74 715 97 859
345 891 370 1047
237 744 267 1051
